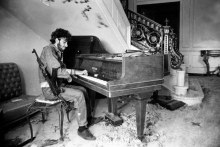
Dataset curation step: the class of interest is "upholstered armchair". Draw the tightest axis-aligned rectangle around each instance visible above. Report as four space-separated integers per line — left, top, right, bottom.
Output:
0 63 37 132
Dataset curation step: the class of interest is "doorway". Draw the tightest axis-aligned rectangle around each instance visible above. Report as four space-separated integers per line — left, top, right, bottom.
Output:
137 2 180 48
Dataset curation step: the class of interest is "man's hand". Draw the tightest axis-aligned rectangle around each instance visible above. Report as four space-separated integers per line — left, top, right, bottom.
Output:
80 70 88 76
67 69 88 76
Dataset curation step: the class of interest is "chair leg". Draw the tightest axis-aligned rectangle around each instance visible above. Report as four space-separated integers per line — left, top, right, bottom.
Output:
60 104 64 141
66 110 71 123
41 109 46 123
26 105 34 141
27 113 34 141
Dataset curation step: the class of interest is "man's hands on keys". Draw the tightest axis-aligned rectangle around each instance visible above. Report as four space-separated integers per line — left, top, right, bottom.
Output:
79 70 88 76
66 69 88 76
70 69 88 79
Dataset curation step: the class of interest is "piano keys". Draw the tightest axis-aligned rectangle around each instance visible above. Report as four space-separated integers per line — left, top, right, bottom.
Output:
77 75 108 86
71 53 164 140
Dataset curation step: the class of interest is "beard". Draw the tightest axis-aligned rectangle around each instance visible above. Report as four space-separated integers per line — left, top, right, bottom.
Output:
57 43 64 52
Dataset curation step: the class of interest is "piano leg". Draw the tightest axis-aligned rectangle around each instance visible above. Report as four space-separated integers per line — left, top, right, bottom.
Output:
108 97 118 115
135 93 147 141
88 90 96 113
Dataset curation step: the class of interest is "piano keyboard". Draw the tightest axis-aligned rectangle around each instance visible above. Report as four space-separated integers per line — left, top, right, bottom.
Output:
78 75 108 86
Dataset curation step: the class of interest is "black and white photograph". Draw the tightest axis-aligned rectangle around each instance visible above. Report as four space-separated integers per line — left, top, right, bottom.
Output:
0 0 220 147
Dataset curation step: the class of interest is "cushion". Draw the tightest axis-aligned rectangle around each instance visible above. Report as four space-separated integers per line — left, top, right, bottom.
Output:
0 63 22 102
0 95 36 126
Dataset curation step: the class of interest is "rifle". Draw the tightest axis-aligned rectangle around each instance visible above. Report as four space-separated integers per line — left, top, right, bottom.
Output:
32 49 71 112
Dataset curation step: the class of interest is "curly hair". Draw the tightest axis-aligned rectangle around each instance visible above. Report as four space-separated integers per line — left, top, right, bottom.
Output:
50 28 72 44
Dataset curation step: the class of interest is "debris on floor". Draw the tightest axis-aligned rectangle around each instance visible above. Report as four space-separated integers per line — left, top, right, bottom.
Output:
150 95 186 110
3 76 220 147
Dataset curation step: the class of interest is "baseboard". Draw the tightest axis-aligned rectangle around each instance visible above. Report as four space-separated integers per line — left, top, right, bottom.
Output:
188 73 206 76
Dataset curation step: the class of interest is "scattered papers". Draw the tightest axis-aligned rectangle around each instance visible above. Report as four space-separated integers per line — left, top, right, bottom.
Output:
11 99 23 102
36 99 61 104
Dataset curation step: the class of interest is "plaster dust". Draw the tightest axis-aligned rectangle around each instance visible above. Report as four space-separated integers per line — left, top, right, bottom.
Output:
4 76 220 147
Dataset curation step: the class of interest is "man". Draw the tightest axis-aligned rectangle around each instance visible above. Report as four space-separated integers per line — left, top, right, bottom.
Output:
39 28 98 140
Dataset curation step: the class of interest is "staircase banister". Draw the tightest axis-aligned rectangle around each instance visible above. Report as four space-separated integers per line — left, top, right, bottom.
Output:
127 9 184 69
127 9 163 28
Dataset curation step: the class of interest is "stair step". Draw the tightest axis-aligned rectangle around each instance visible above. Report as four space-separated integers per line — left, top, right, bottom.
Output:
163 75 204 106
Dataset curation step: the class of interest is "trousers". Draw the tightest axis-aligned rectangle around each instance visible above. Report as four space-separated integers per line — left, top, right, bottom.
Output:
42 85 91 127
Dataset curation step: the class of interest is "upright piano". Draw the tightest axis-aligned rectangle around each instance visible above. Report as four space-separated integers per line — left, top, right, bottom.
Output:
64 36 164 140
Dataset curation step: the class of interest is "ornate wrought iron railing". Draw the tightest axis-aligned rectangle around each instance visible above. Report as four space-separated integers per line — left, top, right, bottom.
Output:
127 9 183 69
